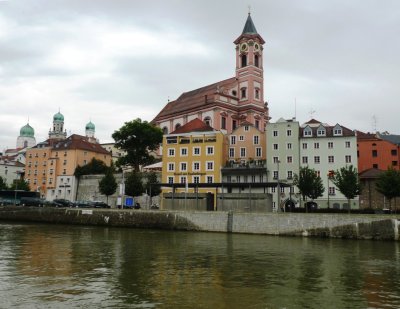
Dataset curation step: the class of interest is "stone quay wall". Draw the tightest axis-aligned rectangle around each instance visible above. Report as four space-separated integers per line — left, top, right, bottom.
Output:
0 207 399 240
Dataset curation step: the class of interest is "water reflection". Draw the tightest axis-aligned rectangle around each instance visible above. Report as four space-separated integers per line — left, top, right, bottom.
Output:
0 222 399 308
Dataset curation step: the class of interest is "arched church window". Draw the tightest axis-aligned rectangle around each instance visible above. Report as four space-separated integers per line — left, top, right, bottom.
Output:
24 141 28 148
241 87 247 99
175 123 181 130
255 88 260 99
204 117 212 127
162 127 168 135
241 54 247 67
255 54 259 67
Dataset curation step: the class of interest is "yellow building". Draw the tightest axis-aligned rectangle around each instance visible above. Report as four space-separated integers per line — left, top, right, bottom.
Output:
25 134 111 200
162 119 227 205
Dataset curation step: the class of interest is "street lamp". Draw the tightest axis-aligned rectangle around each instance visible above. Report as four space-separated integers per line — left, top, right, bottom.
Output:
277 160 281 212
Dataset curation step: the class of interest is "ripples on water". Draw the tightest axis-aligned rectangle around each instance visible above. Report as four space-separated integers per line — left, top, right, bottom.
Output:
0 222 399 308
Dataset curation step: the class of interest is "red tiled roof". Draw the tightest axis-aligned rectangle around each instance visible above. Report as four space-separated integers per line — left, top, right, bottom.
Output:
359 168 383 179
170 118 215 134
52 134 111 155
300 124 355 137
304 118 321 124
152 77 237 122
355 130 378 140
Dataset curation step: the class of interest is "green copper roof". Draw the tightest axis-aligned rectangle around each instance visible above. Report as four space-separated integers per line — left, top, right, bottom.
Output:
242 13 258 35
85 121 95 130
53 112 64 121
20 123 35 137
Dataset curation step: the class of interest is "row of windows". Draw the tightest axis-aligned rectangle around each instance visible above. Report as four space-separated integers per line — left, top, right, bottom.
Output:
370 149 398 157
168 175 214 184
168 146 214 157
272 155 352 164
28 151 73 159
241 53 261 68
303 127 343 137
268 186 337 195
229 147 262 158
27 159 70 168
226 175 264 183
167 161 215 172
273 141 352 150
230 135 260 145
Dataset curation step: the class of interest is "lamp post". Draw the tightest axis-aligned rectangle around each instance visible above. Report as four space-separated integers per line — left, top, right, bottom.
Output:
327 170 334 209
277 160 281 212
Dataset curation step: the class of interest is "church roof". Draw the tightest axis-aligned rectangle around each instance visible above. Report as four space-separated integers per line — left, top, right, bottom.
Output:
86 121 95 130
53 112 64 121
20 123 35 137
152 77 236 123
242 13 258 35
170 118 215 135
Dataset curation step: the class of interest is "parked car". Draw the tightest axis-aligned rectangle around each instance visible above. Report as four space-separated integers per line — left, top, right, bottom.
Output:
91 201 111 208
73 200 92 208
20 197 46 207
53 199 73 207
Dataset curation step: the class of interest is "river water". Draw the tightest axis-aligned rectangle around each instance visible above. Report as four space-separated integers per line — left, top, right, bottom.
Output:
0 222 399 309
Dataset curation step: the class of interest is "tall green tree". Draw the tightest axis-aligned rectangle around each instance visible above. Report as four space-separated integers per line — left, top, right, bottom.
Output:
112 118 163 171
375 168 400 211
0 177 8 190
99 170 118 204
145 171 161 197
293 166 325 209
74 158 109 200
332 165 361 213
9 179 30 191
125 171 144 197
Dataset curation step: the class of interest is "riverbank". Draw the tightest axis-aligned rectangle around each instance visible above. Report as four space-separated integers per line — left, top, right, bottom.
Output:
0 206 399 240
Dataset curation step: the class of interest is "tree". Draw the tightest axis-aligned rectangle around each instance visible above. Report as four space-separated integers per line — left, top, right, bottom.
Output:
99 170 118 204
332 165 361 213
145 171 161 197
375 168 400 212
125 171 144 197
74 158 110 200
112 118 163 171
293 166 325 210
0 177 8 190
9 179 30 191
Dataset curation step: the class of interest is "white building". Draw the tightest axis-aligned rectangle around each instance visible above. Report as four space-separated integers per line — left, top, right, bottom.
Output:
266 118 359 211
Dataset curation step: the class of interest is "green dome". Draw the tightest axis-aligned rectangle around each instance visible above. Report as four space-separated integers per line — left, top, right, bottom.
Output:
20 123 35 137
85 121 95 130
53 112 64 121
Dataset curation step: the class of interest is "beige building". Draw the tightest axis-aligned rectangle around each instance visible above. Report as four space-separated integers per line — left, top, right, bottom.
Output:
25 135 111 200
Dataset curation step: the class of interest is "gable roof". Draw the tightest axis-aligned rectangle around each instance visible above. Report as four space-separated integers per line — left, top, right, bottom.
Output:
300 121 355 137
359 168 383 179
152 77 237 123
378 133 400 146
52 134 110 155
170 118 215 135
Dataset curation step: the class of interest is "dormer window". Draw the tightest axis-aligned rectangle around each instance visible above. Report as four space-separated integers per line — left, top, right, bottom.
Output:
333 125 343 136
303 127 312 137
317 129 326 136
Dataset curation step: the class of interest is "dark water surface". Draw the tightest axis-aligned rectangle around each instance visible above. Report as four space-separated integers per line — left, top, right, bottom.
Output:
0 222 399 309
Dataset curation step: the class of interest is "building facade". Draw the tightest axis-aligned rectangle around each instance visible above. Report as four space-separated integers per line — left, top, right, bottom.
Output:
357 131 400 173
161 119 227 207
221 121 267 192
266 118 358 210
152 13 269 136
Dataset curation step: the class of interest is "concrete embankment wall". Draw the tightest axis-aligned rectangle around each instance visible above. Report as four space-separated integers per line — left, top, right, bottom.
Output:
0 207 399 240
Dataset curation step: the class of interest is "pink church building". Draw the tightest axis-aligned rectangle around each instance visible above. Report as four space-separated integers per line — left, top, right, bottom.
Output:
152 13 269 134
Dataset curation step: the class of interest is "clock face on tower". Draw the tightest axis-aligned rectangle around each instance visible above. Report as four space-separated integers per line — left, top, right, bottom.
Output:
240 43 248 52
254 43 260 52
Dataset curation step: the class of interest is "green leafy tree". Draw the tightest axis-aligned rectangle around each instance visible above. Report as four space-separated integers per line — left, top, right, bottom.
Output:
0 177 8 190
74 158 110 200
332 165 361 213
145 171 161 197
293 166 325 210
375 168 400 212
99 170 118 204
112 118 163 171
9 179 30 191
125 171 144 197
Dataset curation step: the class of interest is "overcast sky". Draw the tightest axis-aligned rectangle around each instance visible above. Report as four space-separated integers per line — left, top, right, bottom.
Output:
1 0 399 151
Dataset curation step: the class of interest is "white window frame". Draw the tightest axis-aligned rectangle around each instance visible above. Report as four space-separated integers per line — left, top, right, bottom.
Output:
193 162 200 171
180 147 188 156
180 162 187 172
193 147 201 156
206 146 214 156
168 148 175 157
206 161 214 171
